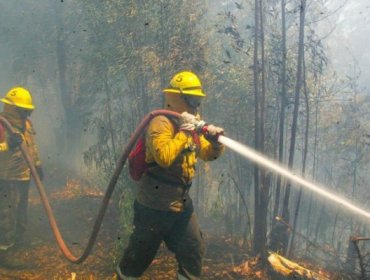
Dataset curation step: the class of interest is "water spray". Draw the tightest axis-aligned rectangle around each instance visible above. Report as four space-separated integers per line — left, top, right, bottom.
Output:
218 135 370 220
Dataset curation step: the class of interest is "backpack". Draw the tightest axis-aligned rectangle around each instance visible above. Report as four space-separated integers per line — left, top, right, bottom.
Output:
128 117 178 181
128 133 149 181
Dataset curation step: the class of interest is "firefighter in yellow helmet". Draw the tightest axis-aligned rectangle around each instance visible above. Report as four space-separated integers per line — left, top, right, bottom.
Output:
116 71 225 280
0 87 43 268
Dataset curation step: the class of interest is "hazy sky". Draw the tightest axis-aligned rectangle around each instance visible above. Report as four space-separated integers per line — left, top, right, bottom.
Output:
327 0 370 91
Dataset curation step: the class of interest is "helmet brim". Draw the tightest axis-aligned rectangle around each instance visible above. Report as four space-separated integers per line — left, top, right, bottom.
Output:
163 88 206 97
0 98 35 110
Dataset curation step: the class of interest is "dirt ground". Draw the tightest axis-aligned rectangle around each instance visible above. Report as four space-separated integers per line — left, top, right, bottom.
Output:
0 178 259 280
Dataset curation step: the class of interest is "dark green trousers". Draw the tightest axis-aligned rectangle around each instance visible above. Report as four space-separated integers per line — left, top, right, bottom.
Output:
0 180 30 250
119 200 205 279
16 181 30 241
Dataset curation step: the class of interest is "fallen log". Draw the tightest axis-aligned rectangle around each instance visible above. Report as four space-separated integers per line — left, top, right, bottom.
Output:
267 252 330 280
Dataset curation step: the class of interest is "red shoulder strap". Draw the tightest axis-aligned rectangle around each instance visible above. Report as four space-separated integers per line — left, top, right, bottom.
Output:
0 122 5 142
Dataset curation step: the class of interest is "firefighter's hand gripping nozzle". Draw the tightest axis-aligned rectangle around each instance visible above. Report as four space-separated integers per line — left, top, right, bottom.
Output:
195 121 224 143
179 112 224 142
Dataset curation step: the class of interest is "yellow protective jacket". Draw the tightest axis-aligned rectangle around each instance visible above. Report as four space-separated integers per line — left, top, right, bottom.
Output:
137 115 224 212
0 110 41 181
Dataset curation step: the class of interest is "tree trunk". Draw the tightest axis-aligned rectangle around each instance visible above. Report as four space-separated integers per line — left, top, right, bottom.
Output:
281 0 307 254
55 3 81 166
270 0 287 252
288 56 309 257
252 0 261 256
252 0 269 259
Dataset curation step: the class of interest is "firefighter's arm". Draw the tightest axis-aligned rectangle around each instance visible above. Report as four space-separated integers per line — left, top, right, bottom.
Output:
31 138 41 167
198 134 224 161
0 134 24 152
147 116 189 168
30 139 42 167
0 123 8 152
26 121 43 179
0 133 24 152
26 121 42 167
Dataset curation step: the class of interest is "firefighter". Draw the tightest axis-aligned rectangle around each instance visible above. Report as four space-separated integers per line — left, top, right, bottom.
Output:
116 71 225 280
0 87 43 268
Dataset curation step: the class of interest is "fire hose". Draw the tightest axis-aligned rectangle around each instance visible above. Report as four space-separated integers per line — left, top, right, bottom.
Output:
0 109 181 263
5 107 369 264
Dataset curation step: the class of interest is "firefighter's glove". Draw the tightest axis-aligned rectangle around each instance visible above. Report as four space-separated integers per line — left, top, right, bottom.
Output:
179 123 195 132
179 112 207 133
8 133 23 149
179 112 197 132
180 112 198 125
35 166 44 181
204 125 224 142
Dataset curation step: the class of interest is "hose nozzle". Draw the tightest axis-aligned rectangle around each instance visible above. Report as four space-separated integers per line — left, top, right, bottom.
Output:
195 120 207 134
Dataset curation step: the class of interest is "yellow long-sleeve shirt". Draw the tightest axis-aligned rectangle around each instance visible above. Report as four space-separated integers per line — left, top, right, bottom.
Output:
137 115 224 211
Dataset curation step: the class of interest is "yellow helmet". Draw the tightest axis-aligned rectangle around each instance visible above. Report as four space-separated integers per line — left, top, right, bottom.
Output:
0 87 35 110
163 71 206 97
